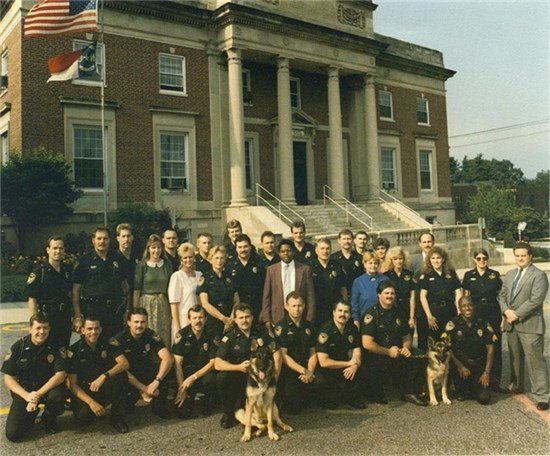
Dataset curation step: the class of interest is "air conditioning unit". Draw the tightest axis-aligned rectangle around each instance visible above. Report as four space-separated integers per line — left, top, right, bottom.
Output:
0 75 7 89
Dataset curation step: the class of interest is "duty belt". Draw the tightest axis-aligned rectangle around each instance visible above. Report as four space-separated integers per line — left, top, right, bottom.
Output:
39 301 69 312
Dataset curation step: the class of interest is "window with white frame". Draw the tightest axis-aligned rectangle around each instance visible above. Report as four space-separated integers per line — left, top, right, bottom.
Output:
73 125 104 189
290 77 301 109
159 54 186 94
73 40 104 84
242 69 252 105
416 97 429 125
1 130 8 164
244 138 254 192
1 49 7 90
419 149 433 190
378 90 393 120
160 132 188 191
380 147 396 191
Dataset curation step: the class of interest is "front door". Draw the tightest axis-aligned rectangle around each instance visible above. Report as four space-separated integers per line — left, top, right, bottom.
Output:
293 141 308 205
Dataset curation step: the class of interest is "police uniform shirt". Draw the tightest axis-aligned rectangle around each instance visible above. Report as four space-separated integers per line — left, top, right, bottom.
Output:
274 314 316 366
443 317 496 364
331 250 363 292
257 250 280 269
216 325 277 365
418 271 461 309
293 242 316 265
385 269 416 314
226 256 265 307
73 251 124 300
67 336 117 385
196 269 237 318
360 304 409 349
165 251 180 273
110 328 165 375
27 262 72 308
172 325 217 370
310 259 346 323
195 254 212 275
462 268 502 319
316 319 360 362
114 250 139 292
1 335 66 390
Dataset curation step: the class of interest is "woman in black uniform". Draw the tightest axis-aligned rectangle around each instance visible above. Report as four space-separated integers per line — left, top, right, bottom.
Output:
419 246 462 340
197 245 239 337
385 246 416 336
462 248 503 391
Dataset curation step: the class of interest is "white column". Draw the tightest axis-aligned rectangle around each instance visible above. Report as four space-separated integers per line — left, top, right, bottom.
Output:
277 56 295 204
327 66 346 197
364 73 380 194
226 48 247 207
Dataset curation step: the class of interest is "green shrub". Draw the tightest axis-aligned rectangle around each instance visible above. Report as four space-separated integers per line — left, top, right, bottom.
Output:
532 246 550 260
1 275 28 302
503 232 515 248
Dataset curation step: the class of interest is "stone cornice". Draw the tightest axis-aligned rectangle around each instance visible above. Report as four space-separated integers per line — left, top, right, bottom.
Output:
59 97 120 109
377 53 456 81
149 106 200 116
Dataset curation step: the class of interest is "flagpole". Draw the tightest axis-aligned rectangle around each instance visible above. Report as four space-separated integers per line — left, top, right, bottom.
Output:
99 0 107 226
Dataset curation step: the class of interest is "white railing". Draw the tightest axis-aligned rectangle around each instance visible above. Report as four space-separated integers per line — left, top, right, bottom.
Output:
255 183 305 226
323 185 374 230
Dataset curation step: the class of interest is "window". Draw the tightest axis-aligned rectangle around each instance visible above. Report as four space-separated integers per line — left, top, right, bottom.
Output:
378 90 393 120
242 69 252 105
290 77 301 109
380 147 396 191
1 130 8 164
159 54 186 94
244 139 254 191
416 97 429 125
160 132 188 191
73 125 104 189
1 50 7 90
419 150 432 190
73 40 104 84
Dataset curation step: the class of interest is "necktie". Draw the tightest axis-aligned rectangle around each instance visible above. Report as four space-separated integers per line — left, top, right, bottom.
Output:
283 263 291 300
510 268 523 298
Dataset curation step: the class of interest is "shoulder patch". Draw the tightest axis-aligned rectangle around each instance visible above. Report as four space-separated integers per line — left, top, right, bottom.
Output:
445 321 455 331
198 276 205 286
419 274 425 280
174 333 182 344
492 334 498 342
27 272 37 285
318 332 328 344
109 338 120 347
4 350 11 361
486 323 494 333
59 347 67 359
152 333 161 342
67 350 73 359
274 326 282 337
363 314 373 325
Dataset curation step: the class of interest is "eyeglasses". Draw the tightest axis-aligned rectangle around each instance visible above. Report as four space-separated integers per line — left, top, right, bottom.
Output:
475 256 488 261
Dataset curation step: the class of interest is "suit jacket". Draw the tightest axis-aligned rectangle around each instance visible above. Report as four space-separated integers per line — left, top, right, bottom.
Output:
500 264 548 334
260 261 316 325
410 253 424 279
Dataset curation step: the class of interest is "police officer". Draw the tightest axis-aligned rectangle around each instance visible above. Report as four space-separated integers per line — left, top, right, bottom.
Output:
361 281 427 406
172 305 217 419
274 291 318 414
67 316 130 433
72 227 127 338
316 301 365 409
290 221 316 264
1 312 66 442
311 238 347 327
195 232 213 275
257 230 280 269
27 236 73 349
462 248 503 391
110 307 174 419
331 229 363 296
214 303 279 429
198 245 239 337
443 296 496 405
226 234 266 321
114 223 140 313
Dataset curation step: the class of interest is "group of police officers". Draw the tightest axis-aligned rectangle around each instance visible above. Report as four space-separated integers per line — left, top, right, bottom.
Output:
2 222 503 442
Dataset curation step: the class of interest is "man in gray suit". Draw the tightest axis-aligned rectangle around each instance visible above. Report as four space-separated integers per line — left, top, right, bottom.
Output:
500 242 549 410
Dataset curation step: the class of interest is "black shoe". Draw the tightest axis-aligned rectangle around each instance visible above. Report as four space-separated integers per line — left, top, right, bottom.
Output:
200 396 211 416
401 394 428 406
43 418 60 435
220 413 235 429
536 402 549 411
455 394 466 402
153 407 172 420
373 396 388 405
348 400 367 409
111 421 130 434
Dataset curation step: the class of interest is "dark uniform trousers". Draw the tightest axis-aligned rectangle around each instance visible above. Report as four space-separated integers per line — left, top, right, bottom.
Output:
71 373 129 426
39 302 72 349
6 386 65 442
278 366 324 414
316 367 361 406
216 371 247 416
81 298 124 340
175 365 216 419
450 360 490 405
128 364 169 415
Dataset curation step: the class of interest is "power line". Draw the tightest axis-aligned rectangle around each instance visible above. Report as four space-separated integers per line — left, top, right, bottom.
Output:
449 119 550 139
450 129 549 149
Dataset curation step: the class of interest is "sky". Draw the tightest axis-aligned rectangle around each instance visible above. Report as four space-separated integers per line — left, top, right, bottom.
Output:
374 0 549 178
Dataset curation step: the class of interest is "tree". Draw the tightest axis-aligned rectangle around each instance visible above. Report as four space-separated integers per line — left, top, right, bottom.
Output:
1 148 82 253
464 185 516 235
452 154 525 187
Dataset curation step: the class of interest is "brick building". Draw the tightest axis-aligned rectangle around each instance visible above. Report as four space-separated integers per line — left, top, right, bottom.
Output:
1 0 456 243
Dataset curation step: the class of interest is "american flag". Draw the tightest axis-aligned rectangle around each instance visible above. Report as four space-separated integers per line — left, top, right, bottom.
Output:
24 0 98 38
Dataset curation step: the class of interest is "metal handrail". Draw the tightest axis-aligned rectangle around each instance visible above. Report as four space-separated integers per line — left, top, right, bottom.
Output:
255 183 305 226
367 184 431 227
323 185 374 230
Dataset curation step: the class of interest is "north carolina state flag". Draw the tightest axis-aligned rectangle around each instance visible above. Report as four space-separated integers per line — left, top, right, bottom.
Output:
47 42 98 82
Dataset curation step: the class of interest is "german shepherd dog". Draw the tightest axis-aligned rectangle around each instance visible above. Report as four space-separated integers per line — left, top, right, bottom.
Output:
235 341 293 442
426 336 452 406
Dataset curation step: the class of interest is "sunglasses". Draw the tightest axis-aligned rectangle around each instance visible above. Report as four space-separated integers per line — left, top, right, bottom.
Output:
475 256 488 261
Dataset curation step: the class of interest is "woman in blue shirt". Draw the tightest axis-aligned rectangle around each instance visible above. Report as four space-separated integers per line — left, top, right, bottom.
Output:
351 252 388 328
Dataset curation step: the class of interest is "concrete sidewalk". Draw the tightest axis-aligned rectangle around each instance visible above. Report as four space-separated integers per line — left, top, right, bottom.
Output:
2 262 549 325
